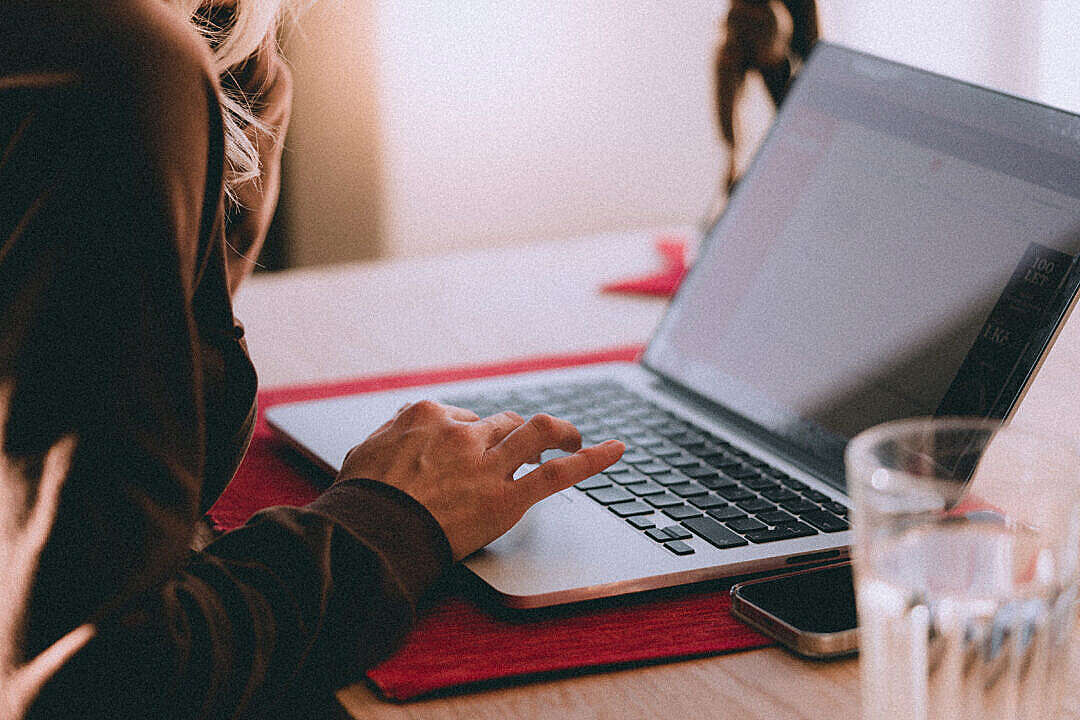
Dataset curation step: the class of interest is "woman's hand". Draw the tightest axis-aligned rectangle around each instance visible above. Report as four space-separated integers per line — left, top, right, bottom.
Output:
337 401 625 561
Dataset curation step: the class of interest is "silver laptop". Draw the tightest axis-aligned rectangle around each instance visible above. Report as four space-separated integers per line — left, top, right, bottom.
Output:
267 44 1080 608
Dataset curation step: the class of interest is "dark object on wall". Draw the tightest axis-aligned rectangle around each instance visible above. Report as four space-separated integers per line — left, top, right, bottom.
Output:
714 0 820 194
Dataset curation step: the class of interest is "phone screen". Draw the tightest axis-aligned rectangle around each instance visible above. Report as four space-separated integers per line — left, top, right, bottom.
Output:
736 563 856 634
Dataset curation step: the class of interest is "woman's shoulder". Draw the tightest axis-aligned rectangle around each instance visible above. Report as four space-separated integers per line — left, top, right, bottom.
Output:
1 0 222 160
2 1 216 88
1 0 227 284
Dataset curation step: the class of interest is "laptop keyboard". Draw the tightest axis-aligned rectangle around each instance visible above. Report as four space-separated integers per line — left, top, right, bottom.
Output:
443 380 849 556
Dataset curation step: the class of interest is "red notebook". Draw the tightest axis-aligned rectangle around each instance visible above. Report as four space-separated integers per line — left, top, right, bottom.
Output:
207 346 773 701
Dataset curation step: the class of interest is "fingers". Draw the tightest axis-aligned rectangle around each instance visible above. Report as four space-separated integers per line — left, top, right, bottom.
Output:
371 416 397 435
17 624 95 707
26 435 76 550
444 406 481 422
517 440 625 506
369 402 416 436
395 400 478 424
476 411 524 446
488 414 582 473
372 401 480 437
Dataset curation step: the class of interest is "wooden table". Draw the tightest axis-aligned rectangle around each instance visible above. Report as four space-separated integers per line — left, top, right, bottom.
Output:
235 231 1080 719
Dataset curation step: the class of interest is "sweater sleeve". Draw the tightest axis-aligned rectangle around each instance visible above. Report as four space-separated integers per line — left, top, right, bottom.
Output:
34 481 451 719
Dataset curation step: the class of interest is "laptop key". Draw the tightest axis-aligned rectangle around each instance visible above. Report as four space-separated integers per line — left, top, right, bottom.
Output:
801 510 850 533
689 442 724 458
760 487 799 503
666 454 704 469
683 466 721 480
668 482 708 498
682 516 749 549
664 505 704 521
646 528 675 542
628 481 666 496
635 462 674 475
688 494 728 509
822 501 849 516
627 516 656 530
652 471 691 486
575 421 604 435
651 443 684 457
621 451 654 465
665 540 695 556
785 522 818 538
707 506 747 522
646 526 692 542
610 422 646 437
779 498 819 514
646 493 685 508
656 422 691 437
744 526 799 543
670 432 706 447
697 475 736 491
736 498 776 514
745 522 818 543
702 454 743 471
602 461 634 475
725 466 761 480
802 489 830 503
716 486 755 502
757 510 798 526
575 476 612 491
609 469 649 485
727 517 767 533
587 487 636 505
676 440 708 454
740 476 779 491
779 477 807 491
608 501 654 517
662 525 693 541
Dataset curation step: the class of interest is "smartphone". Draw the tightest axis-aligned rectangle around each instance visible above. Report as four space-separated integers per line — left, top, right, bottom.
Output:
730 562 858 659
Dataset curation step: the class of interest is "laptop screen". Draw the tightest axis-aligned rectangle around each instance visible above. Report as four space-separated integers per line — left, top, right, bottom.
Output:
644 44 1080 486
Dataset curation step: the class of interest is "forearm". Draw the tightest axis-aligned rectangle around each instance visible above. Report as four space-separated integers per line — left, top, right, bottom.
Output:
31 480 452 719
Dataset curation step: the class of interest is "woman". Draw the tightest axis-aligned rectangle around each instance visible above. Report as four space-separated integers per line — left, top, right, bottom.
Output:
0 1 623 717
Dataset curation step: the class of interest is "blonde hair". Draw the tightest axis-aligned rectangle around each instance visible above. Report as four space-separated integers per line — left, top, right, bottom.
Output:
171 0 293 202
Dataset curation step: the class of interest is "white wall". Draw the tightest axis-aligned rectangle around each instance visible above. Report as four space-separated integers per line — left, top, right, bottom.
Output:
284 0 728 264
282 0 1078 266
370 1 727 258
822 1 1044 100
1039 0 1080 114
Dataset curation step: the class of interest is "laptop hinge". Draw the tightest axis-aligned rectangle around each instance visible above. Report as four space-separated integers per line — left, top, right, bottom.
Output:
644 371 846 493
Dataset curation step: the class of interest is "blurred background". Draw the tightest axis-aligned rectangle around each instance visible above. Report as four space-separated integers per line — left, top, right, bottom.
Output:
261 0 1080 270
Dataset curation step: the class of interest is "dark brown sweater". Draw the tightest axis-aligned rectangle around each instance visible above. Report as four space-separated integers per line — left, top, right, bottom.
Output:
0 2 452 717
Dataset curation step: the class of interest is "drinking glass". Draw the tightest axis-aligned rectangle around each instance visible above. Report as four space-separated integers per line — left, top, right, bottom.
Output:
846 418 1080 720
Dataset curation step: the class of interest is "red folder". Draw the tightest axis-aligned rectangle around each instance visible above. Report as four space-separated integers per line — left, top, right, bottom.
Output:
207 346 772 700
